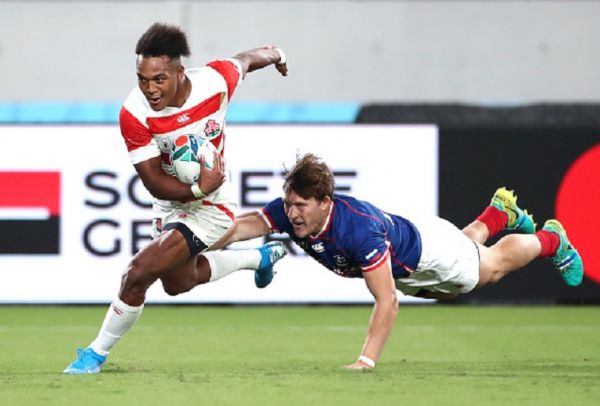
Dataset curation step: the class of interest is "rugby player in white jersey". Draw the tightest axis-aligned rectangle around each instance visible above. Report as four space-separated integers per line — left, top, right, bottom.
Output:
64 22 288 374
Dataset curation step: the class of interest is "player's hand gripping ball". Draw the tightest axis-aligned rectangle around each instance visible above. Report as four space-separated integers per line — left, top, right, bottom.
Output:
170 134 217 184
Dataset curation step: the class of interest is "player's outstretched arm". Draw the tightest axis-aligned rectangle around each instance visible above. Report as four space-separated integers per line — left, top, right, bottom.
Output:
233 45 288 77
209 210 272 250
344 257 399 370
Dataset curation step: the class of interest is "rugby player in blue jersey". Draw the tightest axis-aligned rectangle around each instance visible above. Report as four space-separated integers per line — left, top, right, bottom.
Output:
213 153 584 370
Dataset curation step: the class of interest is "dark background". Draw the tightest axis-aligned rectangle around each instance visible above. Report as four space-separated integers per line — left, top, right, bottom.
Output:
358 104 600 303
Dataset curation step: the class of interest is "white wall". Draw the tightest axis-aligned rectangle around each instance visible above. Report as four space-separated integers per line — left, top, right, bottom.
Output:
1 0 599 103
0 124 437 303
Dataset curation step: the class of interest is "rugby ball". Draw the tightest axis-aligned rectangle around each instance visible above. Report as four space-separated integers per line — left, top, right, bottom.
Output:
170 134 216 184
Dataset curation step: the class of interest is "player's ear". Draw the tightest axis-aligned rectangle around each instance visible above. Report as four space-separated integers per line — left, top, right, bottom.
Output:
320 195 332 209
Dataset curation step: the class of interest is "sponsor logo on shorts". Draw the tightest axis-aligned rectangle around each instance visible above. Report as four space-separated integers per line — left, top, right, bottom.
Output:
192 234 204 249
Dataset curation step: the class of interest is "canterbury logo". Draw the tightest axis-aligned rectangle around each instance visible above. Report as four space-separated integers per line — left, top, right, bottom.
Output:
112 305 123 316
177 113 190 123
312 242 325 252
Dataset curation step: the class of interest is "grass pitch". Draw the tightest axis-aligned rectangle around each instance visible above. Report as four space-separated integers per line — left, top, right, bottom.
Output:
0 305 598 405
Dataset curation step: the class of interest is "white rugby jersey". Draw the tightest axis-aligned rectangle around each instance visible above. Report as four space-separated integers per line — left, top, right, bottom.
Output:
119 58 242 218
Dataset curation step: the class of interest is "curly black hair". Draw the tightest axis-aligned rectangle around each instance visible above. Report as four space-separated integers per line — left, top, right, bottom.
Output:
135 22 191 58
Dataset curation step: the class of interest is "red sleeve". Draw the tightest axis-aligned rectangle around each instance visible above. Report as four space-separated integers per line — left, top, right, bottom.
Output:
119 107 153 152
207 60 241 101
361 248 391 273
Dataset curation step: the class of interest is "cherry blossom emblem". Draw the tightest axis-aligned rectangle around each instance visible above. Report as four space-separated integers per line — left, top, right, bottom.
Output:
204 119 220 138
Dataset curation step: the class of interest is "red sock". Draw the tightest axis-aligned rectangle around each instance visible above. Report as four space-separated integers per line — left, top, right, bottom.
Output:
476 206 508 237
535 230 560 257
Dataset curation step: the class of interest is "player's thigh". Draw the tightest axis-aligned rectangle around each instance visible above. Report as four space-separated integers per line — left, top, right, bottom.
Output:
130 228 190 278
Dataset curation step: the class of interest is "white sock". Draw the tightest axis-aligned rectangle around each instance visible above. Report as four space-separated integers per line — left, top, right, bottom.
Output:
203 249 262 282
89 298 144 356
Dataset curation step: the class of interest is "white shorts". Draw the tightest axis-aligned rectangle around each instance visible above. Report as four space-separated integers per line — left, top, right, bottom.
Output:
395 216 480 296
151 183 236 249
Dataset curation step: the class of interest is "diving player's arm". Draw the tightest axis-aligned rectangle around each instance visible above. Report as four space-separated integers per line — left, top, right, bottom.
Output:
344 256 399 370
134 153 225 202
209 210 272 250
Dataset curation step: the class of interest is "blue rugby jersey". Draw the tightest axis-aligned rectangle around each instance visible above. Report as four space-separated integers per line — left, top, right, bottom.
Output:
261 194 422 279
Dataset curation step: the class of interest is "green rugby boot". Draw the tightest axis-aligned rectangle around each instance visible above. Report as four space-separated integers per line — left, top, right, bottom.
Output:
542 219 584 287
490 187 536 233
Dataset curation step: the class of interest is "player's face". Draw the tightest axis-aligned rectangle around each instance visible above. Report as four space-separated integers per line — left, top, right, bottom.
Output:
136 56 185 111
283 190 332 238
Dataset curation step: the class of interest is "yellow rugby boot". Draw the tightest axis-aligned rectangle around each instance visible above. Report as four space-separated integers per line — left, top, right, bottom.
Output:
490 187 536 233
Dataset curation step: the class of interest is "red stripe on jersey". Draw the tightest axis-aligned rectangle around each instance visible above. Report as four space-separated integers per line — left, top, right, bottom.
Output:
146 92 223 135
261 208 278 232
120 107 153 152
211 132 225 156
207 60 240 101
361 249 391 272
202 200 235 221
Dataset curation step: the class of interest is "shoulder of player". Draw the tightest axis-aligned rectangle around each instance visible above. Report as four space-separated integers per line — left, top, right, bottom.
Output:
263 197 286 215
184 65 233 94
333 194 370 221
187 58 239 77
120 87 150 127
333 195 382 233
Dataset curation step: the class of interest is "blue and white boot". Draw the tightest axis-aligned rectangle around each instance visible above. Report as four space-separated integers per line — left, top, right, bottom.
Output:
63 347 107 374
255 241 286 288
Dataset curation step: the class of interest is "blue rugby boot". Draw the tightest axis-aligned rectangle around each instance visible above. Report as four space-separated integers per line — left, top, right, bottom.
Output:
490 187 536 233
255 241 286 288
542 219 584 287
63 348 107 374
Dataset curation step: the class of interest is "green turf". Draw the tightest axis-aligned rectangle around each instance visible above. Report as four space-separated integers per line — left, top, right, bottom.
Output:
0 305 598 405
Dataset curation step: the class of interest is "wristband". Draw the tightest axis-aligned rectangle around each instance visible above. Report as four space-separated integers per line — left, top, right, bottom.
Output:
358 355 376 368
274 47 287 65
191 184 206 199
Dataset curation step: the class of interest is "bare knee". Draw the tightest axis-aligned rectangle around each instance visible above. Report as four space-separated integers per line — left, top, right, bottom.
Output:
120 254 167 303
477 252 513 286
120 230 190 302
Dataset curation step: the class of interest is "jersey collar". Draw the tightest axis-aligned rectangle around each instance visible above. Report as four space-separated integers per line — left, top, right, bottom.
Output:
311 198 335 239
